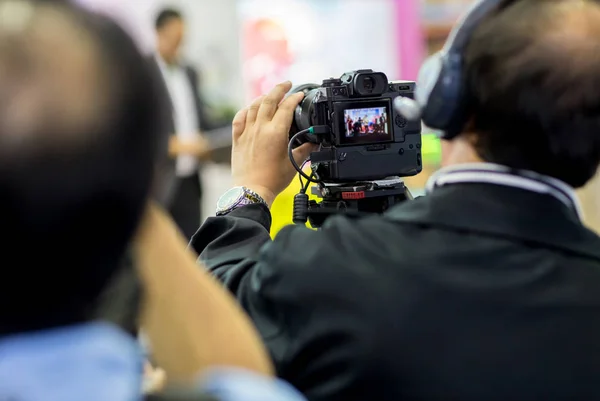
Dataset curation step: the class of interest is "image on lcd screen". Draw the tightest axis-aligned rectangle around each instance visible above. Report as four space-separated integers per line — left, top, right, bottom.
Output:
344 106 389 138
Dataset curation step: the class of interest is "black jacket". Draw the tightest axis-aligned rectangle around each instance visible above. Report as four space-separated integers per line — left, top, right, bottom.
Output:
147 57 212 206
191 183 600 401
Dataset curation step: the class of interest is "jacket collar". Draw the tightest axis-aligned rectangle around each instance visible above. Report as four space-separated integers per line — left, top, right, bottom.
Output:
0 322 142 401
386 164 600 261
425 163 583 220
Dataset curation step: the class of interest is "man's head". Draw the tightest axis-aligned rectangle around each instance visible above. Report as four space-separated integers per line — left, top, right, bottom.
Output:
155 8 185 65
0 0 168 334
443 0 600 188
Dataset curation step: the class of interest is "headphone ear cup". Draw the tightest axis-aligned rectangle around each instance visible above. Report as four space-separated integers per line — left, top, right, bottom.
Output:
414 0 503 136
415 53 444 108
394 54 444 123
418 53 467 137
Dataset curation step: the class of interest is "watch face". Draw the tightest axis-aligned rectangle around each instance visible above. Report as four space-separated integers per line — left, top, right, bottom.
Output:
217 186 245 211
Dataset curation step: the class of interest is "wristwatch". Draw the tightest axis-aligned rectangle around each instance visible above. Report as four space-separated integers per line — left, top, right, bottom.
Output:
216 186 267 216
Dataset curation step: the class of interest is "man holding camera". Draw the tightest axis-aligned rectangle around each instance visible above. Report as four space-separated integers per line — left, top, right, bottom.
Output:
193 0 600 400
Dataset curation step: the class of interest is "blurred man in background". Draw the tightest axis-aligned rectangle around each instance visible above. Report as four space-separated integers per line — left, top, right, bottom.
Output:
152 8 211 239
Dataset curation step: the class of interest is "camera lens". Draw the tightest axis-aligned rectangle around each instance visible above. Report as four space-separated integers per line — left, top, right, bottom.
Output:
288 84 320 138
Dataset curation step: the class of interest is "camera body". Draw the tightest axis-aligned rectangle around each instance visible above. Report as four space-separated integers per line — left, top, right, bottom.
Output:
291 69 422 183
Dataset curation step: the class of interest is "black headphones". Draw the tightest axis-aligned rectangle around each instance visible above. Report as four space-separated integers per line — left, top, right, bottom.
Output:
395 0 507 139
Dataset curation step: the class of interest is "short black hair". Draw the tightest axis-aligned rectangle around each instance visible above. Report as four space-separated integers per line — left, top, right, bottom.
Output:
0 1 169 335
464 0 600 188
155 8 183 31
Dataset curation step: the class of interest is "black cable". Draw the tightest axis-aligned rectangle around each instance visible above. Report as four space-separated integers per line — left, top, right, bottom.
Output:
298 159 309 190
290 130 325 225
288 129 320 184
302 171 314 194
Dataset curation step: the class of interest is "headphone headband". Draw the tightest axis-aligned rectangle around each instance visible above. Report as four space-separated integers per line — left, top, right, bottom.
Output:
443 0 504 53
395 0 513 139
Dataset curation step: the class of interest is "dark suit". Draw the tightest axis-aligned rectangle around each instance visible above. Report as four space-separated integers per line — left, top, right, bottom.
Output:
191 170 600 401
149 56 212 239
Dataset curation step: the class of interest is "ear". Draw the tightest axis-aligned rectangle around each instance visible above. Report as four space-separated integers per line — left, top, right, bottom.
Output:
460 118 481 148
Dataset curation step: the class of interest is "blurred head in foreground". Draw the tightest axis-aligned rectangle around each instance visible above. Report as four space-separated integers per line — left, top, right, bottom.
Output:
444 0 600 188
0 0 169 335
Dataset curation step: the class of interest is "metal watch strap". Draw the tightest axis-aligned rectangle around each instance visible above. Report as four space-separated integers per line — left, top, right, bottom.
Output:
242 187 267 205
216 186 267 216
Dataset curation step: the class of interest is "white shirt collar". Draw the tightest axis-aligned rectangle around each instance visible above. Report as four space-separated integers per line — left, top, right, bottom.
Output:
425 163 583 220
154 53 171 72
154 53 184 72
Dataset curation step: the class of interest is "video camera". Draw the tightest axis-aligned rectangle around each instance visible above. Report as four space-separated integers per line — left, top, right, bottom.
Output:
288 69 422 228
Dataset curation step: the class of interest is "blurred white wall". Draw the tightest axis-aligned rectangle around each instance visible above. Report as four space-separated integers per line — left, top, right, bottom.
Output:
76 0 245 107
238 0 400 102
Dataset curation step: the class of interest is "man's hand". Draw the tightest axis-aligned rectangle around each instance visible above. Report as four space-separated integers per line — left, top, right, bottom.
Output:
142 362 167 394
230 81 316 207
133 202 274 380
